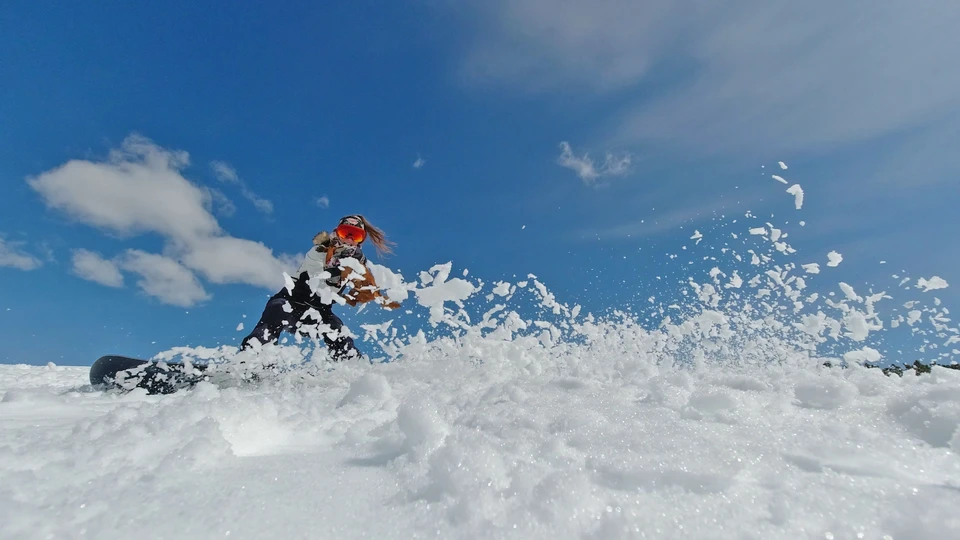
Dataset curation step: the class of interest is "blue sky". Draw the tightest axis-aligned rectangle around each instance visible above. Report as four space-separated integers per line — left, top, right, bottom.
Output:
2 1 958 365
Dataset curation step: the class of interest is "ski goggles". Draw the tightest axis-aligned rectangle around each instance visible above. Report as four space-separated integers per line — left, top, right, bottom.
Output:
335 224 366 243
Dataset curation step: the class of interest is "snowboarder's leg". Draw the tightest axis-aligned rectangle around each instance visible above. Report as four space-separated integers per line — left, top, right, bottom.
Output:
314 303 362 361
241 295 302 350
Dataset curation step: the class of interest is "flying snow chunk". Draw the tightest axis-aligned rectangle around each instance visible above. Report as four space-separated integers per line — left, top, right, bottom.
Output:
749 227 766 236
779 161 788 170
843 346 882 365
691 230 703 245
772 175 788 185
802 263 821 274
827 251 843 267
839 282 862 302
786 184 804 210
917 276 949 292
282 272 296 294
415 262 477 324
236 322 244 332
368 263 411 303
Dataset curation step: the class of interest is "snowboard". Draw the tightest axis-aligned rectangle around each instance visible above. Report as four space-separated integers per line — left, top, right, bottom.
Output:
89 355 210 395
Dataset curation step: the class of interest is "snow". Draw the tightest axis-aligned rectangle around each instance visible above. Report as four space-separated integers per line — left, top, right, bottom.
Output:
786 184 804 209
2 196 960 540
492 281 512 297
827 251 843 267
779 161 788 170
918 276 949 292
369 263 411 303
772 174 788 185
842 310 878 341
3 342 960 539
839 282 862 302
414 262 477 324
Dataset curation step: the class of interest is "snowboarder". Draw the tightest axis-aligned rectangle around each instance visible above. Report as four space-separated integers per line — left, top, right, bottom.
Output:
240 214 400 360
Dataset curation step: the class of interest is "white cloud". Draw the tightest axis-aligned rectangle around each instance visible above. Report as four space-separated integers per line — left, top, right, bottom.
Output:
458 1 960 154
121 250 210 307
71 249 124 288
0 237 42 271
29 135 219 241
557 141 632 184
121 249 210 307
28 134 296 297
316 195 330 208
180 235 296 289
413 155 426 169
210 160 274 215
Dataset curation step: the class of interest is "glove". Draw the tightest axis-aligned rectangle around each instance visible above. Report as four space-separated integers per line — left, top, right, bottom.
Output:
344 289 400 310
348 288 379 305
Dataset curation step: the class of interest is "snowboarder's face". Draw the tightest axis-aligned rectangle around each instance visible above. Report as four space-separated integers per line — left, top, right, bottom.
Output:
335 223 366 245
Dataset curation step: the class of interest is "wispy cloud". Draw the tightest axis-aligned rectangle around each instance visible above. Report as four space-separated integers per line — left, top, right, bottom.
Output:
70 249 124 288
36 242 56 264
413 155 426 169
205 187 237 217
210 160 274 215
210 160 240 183
27 134 296 306
316 195 330 208
458 1 960 156
557 141 632 184
0 237 42 271
584 193 763 240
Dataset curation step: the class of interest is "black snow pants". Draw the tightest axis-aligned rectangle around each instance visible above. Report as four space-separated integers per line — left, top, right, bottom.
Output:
240 293 361 360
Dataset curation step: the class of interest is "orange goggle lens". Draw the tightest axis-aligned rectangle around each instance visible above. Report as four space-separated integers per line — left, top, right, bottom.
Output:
335 224 366 243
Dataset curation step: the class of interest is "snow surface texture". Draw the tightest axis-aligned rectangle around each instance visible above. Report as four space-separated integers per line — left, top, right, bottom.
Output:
3 349 960 539
3 172 960 539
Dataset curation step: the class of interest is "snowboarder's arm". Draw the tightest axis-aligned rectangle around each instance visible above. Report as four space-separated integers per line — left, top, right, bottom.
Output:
288 270 316 304
313 231 332 248
342 265 401 309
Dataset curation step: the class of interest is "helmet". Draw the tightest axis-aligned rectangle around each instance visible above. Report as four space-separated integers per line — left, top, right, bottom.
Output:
335 215 366 243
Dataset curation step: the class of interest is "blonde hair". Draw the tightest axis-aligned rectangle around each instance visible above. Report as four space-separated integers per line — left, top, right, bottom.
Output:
355 214 394 258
